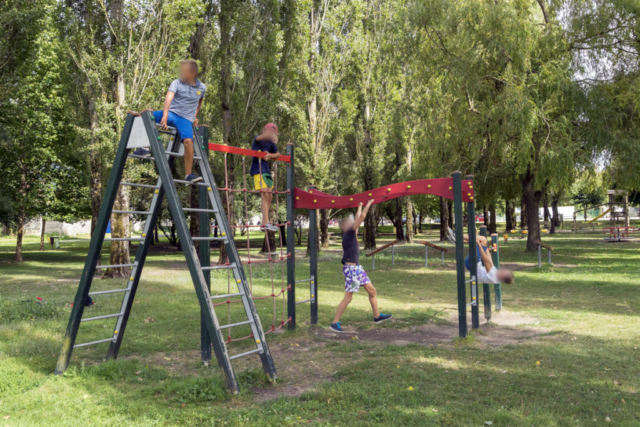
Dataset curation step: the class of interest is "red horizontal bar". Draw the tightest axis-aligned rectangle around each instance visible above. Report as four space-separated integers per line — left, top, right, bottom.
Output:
208 143 290 163
293 178 474 209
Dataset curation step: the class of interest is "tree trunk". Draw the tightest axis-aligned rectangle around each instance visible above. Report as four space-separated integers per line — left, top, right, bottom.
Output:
405 197 413 243
489 204 497 234
439 197 448 242
261 230 276 254
361 104 376 250
543 194 550 222
40 219 46 251
550 196 559 234
483 205 488 226
320 209 329 249
522 171 544 251
520 197 527 229
105 186 131 278
395 199 404 240
88 90 102 265
447 200 453 229
505 200 512 232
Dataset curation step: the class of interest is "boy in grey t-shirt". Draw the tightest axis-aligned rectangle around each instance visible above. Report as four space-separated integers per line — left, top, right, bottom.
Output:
135 60 206 183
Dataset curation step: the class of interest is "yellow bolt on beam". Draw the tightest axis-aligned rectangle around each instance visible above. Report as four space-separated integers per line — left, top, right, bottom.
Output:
236 280 241 284
207 187 212 191
256 339 261 344
129 277 134 281
407 185 411 189
155 189 159 194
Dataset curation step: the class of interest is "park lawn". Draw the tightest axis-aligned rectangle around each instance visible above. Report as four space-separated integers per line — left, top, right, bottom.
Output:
1 227 639 426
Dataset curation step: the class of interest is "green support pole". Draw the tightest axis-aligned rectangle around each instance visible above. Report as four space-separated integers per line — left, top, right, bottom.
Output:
309 186 318 325
56 114 136 375
198 127 212 365
480 226 492 321
452 172 467 338
491 233 502 310
286 144 296 330
466 175 479 329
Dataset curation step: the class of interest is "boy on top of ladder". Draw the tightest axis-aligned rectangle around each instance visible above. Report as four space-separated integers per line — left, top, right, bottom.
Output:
330 200 392 332
134 59 206 183
250 124 281 232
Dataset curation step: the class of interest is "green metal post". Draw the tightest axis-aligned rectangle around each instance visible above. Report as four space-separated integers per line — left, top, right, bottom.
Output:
143 112 241 393
309 186 318 325
106 127 179 362
56 114 136 375
286 144 296 330
452 172 467 338
198 127 212 365
480 226 492 321
491 233 502 310
466 175 479 329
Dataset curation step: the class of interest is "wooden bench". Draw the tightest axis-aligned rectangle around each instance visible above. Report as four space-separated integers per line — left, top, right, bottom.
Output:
417 240 448 267
534 240 553 267
572 222 596 232
365 239 403 269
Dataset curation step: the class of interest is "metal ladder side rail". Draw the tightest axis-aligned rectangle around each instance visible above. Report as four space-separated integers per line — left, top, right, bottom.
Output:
141 112 241 394
55 114 138 375
106 131 179 361
192 130 277 381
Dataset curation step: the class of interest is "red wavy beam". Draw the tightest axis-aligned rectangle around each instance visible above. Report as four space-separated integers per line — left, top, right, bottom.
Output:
294 178 474 210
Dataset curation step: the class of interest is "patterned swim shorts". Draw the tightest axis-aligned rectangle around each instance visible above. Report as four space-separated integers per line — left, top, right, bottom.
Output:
343 264 371 292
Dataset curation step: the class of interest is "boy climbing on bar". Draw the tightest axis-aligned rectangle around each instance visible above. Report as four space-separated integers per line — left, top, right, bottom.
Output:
464 234 514 285
250 123 281 232
330 200 392 332
135 59 206 183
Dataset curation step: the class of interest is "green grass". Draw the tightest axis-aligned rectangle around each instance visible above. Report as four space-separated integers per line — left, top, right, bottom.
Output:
1 228 640 426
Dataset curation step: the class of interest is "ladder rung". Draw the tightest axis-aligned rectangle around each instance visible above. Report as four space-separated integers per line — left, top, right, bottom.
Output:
127 154 155 161
89 288 129 296
156 127 177 135
165 152 203 160
112 210 152 215
211 292 245 299
120 182 160 189
173 179 209 186
73 337 116 348
104 238 144 242
202 263 235 271
81 313 123 322
229 348 262 360
95 263 136 269
183 208 218 213
219 319 253 330
295 278 313 283
192 237 226 241
466 301 477 307
296 298 314 305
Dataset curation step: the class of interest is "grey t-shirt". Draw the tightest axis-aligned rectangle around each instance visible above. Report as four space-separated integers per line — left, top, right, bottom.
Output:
168 78 206 123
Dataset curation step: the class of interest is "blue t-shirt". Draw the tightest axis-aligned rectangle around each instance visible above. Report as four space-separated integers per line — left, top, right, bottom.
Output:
341 229 360 265
250 137 278 175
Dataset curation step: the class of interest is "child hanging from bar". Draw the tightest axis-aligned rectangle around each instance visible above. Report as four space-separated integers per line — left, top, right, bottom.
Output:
463 233 514 285
330 200 392 332
250 123 281 232
134 59 206 183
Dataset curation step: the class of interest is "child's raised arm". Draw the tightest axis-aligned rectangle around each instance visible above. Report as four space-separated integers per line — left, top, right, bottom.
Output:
476 241 494 273
353 200 373 230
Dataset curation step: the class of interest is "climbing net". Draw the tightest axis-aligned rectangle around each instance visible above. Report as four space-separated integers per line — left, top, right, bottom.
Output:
210 151 290 343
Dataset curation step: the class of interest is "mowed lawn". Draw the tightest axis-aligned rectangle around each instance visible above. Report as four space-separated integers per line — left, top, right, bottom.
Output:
1 226 639 426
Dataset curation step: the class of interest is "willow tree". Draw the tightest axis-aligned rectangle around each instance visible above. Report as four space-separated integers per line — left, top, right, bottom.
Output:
58 0 202 275
414 0 583 250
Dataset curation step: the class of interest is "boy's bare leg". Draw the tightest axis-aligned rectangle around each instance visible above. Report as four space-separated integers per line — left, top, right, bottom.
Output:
362 283 380 318
261 189 273 224
183 138 194 175
332 292 353 324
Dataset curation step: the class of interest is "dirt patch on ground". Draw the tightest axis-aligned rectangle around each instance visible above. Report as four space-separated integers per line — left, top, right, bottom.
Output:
312 310 549 349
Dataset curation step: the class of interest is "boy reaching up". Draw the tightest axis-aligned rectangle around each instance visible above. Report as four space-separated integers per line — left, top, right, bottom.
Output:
135 59 206 183
330 200 392 332
251 124 280 232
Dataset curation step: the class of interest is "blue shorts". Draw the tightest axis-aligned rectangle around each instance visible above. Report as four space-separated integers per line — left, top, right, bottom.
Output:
152 111 193 140
465 246 487 270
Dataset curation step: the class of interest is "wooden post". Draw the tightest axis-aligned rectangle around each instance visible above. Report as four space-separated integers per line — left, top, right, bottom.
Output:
286 145 296 330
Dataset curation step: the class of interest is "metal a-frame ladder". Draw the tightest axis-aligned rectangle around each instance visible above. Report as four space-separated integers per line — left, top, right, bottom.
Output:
54 111 277 393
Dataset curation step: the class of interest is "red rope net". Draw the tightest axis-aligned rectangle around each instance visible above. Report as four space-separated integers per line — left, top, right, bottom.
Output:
210 153 289 343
